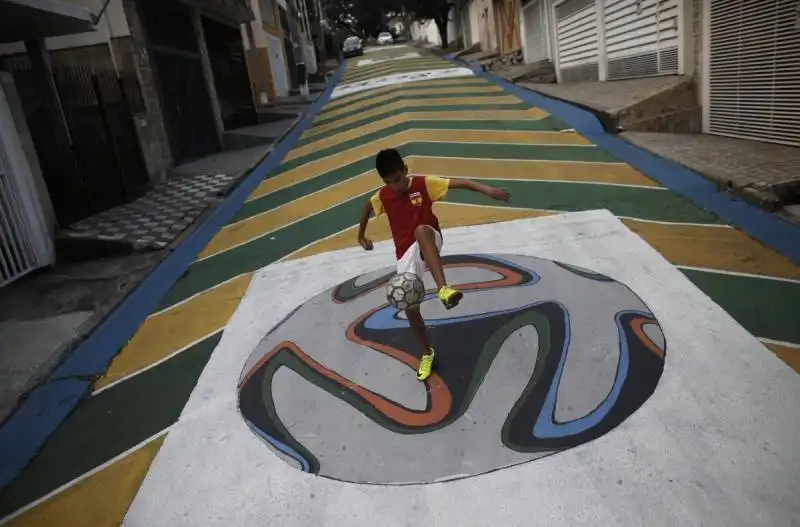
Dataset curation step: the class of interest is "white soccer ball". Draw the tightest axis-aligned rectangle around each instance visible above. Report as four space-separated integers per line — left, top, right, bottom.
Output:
386 272 425 310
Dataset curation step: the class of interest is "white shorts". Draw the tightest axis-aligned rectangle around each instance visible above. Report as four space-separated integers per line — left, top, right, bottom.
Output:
396 227 443 279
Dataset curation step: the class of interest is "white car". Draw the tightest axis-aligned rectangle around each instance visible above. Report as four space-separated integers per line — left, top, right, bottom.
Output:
377 32 394 45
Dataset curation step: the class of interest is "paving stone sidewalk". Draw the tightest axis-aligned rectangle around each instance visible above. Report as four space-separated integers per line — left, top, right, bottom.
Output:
621 132 800 214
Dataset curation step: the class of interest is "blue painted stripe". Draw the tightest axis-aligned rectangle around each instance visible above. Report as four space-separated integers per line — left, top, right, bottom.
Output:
0 59 347 490
448 58 800 264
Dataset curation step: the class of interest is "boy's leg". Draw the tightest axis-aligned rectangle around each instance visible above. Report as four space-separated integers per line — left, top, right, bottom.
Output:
405 306 435 381
413 225 463 309
396 243 436 381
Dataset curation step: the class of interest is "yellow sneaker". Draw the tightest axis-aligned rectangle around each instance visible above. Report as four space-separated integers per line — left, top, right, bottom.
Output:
417 348 435 381
437 285 463 310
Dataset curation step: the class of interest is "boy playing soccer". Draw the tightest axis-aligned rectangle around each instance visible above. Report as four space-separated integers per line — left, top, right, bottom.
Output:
357 148 510 381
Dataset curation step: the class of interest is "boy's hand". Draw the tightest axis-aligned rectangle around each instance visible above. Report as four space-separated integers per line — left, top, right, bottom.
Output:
359 236 373 251
488 187 510 202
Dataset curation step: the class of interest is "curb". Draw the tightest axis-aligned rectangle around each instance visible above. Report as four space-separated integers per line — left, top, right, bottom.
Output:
444 56 800 265
0 56 346 491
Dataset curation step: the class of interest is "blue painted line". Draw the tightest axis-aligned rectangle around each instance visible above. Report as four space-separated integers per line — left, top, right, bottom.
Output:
448 58 800 264
0 59 347 490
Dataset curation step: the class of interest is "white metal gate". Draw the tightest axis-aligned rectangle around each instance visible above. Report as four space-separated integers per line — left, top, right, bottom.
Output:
0 138 38 287
554 0 600 82
266 33 289 97
604 0 680 80
523 0 550 63
706 0 800 146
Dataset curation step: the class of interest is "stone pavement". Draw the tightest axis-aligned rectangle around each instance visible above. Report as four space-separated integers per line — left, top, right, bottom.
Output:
622 132 800 215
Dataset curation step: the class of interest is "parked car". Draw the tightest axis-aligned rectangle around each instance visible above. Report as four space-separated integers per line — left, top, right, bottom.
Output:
377 32 394 45
342 36 364 57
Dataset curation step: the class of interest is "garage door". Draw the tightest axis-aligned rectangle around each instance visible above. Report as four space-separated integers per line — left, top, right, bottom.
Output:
554 0 599 82
523 0 550 63
707 0 800 146
604 0 680 80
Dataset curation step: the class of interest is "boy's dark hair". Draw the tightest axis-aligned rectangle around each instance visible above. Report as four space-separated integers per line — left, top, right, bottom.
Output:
375 148 405 178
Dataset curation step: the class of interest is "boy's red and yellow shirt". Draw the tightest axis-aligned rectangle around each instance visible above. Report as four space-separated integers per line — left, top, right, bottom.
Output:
370 175 450 260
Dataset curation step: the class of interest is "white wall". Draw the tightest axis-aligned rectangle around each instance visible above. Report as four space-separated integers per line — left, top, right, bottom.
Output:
410 20 442 47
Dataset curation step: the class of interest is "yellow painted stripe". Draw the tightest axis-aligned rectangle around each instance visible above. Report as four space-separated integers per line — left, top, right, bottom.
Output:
251 127 586 202
294 129 591 165
324 78 493 110
303 107 549 140
200 173 379 259
5 435 166 527
407 157 661 187
764 342 800 374
93 274 253 390
287 203 555 260
296 107 550 152
320 85 506 120
306 95 523 136
622 219 800 279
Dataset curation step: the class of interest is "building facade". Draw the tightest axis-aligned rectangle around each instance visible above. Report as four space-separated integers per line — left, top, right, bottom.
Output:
506 0 799 147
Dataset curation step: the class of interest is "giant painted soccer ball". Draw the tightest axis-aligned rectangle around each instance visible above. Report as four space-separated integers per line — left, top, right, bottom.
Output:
386 272 425 310
238 254 666 485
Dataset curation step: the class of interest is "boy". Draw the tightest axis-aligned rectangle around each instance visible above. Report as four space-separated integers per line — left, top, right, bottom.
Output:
357 148 510 381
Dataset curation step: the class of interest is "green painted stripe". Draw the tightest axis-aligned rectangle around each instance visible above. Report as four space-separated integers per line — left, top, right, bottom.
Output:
447 180 723 224
300 104 549 146
157 194 369 310
231 159 375 222
682 269 800 344
322 78 493 109
301 102 533 142
278 142 619 179
166 177 723 308
315 91 511 125
285 123 578 172
0 333 221 519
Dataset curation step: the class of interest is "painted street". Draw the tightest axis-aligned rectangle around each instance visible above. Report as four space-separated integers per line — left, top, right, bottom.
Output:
1 45 799 526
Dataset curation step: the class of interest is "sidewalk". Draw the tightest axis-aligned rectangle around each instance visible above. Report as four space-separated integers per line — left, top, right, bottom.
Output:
0 93 315 426
514 77 800 222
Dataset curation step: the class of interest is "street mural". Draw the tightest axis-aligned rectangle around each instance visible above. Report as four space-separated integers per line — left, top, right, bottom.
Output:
238 254 666 484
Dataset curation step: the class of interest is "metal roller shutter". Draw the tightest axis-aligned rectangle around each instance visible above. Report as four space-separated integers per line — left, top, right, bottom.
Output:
707 0 800 147
604 0 680 80
555 0 599 82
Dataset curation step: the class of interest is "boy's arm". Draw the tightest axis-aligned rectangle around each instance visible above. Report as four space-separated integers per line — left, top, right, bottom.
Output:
357 195 380 250
448 178 510 202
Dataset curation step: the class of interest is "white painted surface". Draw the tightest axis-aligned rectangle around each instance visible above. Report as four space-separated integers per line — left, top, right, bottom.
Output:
331 67 476 99
124 210 800 527
355 52 421 67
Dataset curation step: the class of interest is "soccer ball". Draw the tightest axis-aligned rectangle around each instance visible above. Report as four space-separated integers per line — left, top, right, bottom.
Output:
386 272 425 310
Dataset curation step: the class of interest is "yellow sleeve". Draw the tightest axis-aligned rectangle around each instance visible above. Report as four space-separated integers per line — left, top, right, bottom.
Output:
369 192 384 216
425 176 450 202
